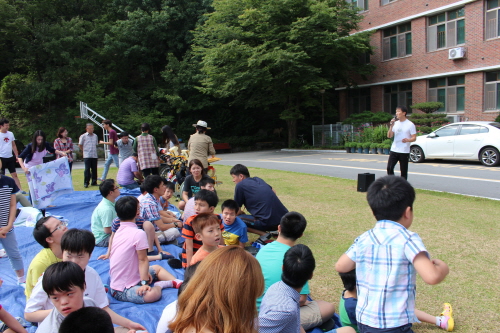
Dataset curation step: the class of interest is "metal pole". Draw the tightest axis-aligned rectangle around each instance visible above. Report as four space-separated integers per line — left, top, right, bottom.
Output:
320 90 325 146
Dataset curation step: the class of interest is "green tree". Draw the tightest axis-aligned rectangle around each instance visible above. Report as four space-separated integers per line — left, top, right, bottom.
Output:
193 0 374 146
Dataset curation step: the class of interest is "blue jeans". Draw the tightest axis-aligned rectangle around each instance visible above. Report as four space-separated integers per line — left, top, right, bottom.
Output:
111 267 158 304
0 230 24 271
101 154 119 180
120 182 140 190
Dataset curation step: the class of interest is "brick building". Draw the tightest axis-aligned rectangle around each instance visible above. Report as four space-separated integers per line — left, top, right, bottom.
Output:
338 0 500 122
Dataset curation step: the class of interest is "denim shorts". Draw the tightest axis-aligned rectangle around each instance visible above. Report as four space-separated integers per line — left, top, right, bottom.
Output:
111 267 158 304
358 323 413 333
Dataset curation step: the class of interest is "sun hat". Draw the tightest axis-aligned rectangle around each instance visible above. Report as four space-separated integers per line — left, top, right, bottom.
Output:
192 120 211 129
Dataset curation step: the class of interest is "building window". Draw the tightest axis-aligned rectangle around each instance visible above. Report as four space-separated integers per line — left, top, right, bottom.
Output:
486 0 500 39
346 0 368 12
428 75 465 112
348 88 371 115
381 0 397 5
485 71 500 110
427 7 465 52
384 83 412 113
383 23 412 60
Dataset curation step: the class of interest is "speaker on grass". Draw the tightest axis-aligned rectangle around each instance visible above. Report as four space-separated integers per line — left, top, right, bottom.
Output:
357 173 375 192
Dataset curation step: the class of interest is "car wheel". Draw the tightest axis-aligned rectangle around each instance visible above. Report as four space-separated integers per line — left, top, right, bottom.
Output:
479 147 500 167
409 146 425 163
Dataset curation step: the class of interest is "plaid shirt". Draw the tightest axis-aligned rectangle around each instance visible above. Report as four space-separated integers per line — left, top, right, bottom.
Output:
54 137 74 162
345 220 428 329
78 132 98 158
139 193 162 231
136 134 159 170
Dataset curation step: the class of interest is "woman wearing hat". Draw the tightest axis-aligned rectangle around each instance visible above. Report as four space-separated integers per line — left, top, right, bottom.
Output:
187 120 216 171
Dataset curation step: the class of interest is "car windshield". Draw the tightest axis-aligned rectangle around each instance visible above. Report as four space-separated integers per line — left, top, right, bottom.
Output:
488 122 500 130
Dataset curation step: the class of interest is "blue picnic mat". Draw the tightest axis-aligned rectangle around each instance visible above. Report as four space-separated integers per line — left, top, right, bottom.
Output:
0 189 183 333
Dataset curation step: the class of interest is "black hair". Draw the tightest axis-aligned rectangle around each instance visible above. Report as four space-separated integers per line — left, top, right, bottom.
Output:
396 105 408 115
34 216 55 248
102 119 112 126
221 199 239 213
31 130 46 153
194 189 218 208
195 125 207 134
164 180 175 191
131 152 138 157
188 159 206 175
162 125 179 146
59 307 114 333
141 122 150 132
279 211 307 241
42 261 85 295
281 244 315 289
139 182 146 194
199 177 215 187
99 179 116 197
143 175 163 194
0 118 9 126
339 269 356 292
367 176 415 222
178 261 201 296
61 229 95 256
229 164 250 178
115 196 139 221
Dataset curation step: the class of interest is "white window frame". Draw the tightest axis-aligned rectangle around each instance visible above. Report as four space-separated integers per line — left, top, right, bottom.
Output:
427 8 465 52
486 0 500 39
485 71 500 110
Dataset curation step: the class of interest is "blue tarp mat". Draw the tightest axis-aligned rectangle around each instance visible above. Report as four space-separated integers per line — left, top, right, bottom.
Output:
0 189 183 333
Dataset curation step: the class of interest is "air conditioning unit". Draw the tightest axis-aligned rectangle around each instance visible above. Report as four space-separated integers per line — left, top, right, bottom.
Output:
448 47 465 60
446 115 460 123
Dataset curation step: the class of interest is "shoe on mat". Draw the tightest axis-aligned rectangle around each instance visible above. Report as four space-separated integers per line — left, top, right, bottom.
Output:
438 303 454 331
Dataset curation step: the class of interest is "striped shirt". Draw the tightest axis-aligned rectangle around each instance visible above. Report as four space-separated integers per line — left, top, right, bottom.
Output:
345 220 428 329
111 217 146 233
0 175 18 231
259 281 301 333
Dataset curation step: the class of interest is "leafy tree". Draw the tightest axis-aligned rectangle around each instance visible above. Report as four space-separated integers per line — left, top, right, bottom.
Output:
193 0 374 146
410 101 444 114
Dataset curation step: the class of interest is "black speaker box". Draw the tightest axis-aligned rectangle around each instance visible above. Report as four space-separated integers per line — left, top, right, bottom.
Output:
357 173 375 192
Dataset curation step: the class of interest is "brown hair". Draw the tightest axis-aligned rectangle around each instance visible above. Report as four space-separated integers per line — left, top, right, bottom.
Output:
188 159 206 175
168 246 264 333
57 127 67 139
192 213 220 235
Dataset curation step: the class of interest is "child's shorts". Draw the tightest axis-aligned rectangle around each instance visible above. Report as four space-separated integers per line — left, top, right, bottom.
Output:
358 323 414 333
111 267 158 304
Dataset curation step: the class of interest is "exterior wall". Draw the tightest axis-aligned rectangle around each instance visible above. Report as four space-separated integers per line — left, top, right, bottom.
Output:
340 0 500 121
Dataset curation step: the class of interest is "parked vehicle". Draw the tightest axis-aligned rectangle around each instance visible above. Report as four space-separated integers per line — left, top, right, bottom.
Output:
409 121 500 167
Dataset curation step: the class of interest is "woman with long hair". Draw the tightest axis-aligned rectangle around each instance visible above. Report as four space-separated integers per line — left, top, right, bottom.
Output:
53 127 74 172
168 246 264 333
187 120 216 170
18 130 66 174
162 125 180 149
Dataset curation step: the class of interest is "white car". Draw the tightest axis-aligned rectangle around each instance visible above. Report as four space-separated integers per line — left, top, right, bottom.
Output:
409 121 500 167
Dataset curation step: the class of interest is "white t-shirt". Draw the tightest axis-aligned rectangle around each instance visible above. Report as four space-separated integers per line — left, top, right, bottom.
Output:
25 266 109 318
390 119 416 154
0 131 15 158
156 300 177 333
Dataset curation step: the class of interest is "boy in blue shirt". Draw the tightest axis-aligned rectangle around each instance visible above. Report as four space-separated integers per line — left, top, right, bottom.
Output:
220 199 248 247
335 176 453 333
338 269 358 333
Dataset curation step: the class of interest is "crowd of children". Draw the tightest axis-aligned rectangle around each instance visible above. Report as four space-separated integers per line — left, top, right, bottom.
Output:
0 147 455 333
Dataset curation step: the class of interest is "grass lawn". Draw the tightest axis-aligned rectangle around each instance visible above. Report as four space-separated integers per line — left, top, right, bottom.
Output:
18 164 498 332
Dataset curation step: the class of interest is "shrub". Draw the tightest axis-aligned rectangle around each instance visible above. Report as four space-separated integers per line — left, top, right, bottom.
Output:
495 114 500 122
410 102 444 114
343 111 393 126
370 143 378 149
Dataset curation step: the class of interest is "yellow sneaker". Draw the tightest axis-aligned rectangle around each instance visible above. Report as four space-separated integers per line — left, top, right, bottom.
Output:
439 303 454 331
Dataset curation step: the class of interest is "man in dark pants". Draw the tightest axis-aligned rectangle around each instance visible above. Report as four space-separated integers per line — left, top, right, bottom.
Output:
386 106 416 180
79 123 99 188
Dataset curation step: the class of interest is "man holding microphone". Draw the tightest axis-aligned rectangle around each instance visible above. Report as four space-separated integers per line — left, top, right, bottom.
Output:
386 106 416 180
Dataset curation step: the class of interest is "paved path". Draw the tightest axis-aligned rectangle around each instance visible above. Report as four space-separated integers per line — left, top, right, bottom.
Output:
213 150 500 200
